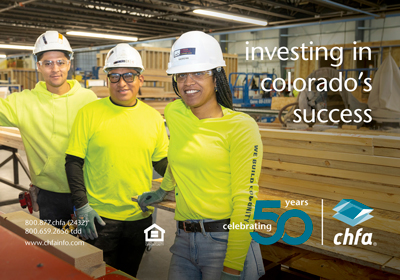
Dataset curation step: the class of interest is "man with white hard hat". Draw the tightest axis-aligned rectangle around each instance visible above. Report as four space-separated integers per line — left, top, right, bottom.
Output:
65 43 169 277
0 31 97 225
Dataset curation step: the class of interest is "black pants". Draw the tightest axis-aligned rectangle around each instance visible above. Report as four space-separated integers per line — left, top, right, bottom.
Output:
36 188 74 229
87 215 152 277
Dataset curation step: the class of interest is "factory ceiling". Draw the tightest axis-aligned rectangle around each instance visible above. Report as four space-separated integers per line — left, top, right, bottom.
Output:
0 0 399 55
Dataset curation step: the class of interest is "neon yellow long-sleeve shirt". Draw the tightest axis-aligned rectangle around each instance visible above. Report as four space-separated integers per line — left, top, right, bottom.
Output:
0 80 97 193
164 100 263 271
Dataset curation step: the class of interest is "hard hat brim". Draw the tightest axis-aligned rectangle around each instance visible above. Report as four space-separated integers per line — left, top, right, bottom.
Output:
166 62 226 75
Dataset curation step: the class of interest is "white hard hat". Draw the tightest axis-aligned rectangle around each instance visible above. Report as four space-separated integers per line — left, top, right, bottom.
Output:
33 31 73 59
166 31 226 74
103 43 144 73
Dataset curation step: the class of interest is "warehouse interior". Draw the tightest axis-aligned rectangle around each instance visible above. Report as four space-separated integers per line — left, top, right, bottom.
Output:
1 0 400 280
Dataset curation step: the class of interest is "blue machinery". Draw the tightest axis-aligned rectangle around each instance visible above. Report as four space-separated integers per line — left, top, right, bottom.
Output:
229 72 277 108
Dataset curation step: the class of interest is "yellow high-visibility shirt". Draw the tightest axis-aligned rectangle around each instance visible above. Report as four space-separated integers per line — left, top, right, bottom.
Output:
164 99 263 271
66 98 169 221
0 80 97 193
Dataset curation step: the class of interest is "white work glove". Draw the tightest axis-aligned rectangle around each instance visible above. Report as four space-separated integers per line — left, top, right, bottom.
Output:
29 184 39 212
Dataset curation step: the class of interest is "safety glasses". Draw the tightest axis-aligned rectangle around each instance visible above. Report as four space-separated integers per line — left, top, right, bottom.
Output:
107 72 140 83
38 59 70 69
174 70 213 83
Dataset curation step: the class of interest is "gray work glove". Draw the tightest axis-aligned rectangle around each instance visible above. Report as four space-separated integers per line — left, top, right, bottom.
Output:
29 185 39 212
220 271 241 280
137 188 167 212
76 203 106 240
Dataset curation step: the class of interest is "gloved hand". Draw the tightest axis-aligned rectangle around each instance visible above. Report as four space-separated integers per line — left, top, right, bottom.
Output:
220 271 241 280
137 188 167 212
29 184 39 212
76 203 106 240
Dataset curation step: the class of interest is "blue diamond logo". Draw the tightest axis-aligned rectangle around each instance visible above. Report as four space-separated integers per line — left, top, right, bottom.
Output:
333 199 373 227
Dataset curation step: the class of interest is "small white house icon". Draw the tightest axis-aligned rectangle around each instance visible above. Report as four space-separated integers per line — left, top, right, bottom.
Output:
144 223 165 242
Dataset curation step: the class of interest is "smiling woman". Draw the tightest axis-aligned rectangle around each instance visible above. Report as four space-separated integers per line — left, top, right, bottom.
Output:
138 31 265 280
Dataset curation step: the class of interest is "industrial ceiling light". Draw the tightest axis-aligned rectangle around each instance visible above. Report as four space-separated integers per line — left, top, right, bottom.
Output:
0 44 34 50
66 31 138 41
193 9 268 26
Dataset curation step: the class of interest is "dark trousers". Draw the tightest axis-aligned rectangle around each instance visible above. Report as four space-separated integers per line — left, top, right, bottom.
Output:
36 188 74 229
87 215 152 277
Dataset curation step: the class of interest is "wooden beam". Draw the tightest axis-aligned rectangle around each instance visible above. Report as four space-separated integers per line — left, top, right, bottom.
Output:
0 131 24 150
260 242 398 280
262 138 373 155
262 159 400 186
259 174 400 211
263 145 400 168
0 211 105 277
263 152 400 176
260 129 373 146
374 147 400 158
261 168 400 196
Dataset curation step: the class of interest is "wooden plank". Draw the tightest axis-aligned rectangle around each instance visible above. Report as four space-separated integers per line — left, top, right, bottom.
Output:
270 97 297 110
0 226 97 280
263 145 400 168
260 129 373 146
0 131 24 150
0 211 104 277
258 227 393 271
374 138 400 149
325 128 400 137
375 147 400 158
138 93 177 98
385 258 400 276
0 127 20 135
90 86 109 98
264 152 400 177
260 243 399 280
140 87 164 95
263 137 373 155
261 168 400 196
259 173 400 210
262 159 400 186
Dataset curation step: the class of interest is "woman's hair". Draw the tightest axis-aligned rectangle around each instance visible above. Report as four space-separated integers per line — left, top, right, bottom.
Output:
172 67 233 110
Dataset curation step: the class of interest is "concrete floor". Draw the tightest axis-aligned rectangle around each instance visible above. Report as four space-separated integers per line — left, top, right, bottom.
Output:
0 150 175 280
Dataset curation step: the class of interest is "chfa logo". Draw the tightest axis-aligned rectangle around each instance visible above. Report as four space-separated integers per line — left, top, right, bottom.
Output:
333 199 373 226
250 200 313 246
332 199 375 246
144 223 165 246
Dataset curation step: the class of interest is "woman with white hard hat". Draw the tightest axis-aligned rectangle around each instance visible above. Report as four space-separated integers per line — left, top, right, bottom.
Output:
138 31 265 280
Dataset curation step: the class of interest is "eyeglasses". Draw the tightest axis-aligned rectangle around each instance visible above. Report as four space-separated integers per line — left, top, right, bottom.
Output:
108 72 140 83
174 70 213 83
38 59 70 69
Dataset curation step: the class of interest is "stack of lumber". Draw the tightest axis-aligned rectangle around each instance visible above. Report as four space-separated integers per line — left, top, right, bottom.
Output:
0 211 105 277
0 68 43 90
148 127 400 278
258 128 400 278
141 100 172 115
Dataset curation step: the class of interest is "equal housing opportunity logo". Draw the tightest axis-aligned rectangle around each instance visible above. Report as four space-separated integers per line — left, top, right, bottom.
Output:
332 199 376 246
